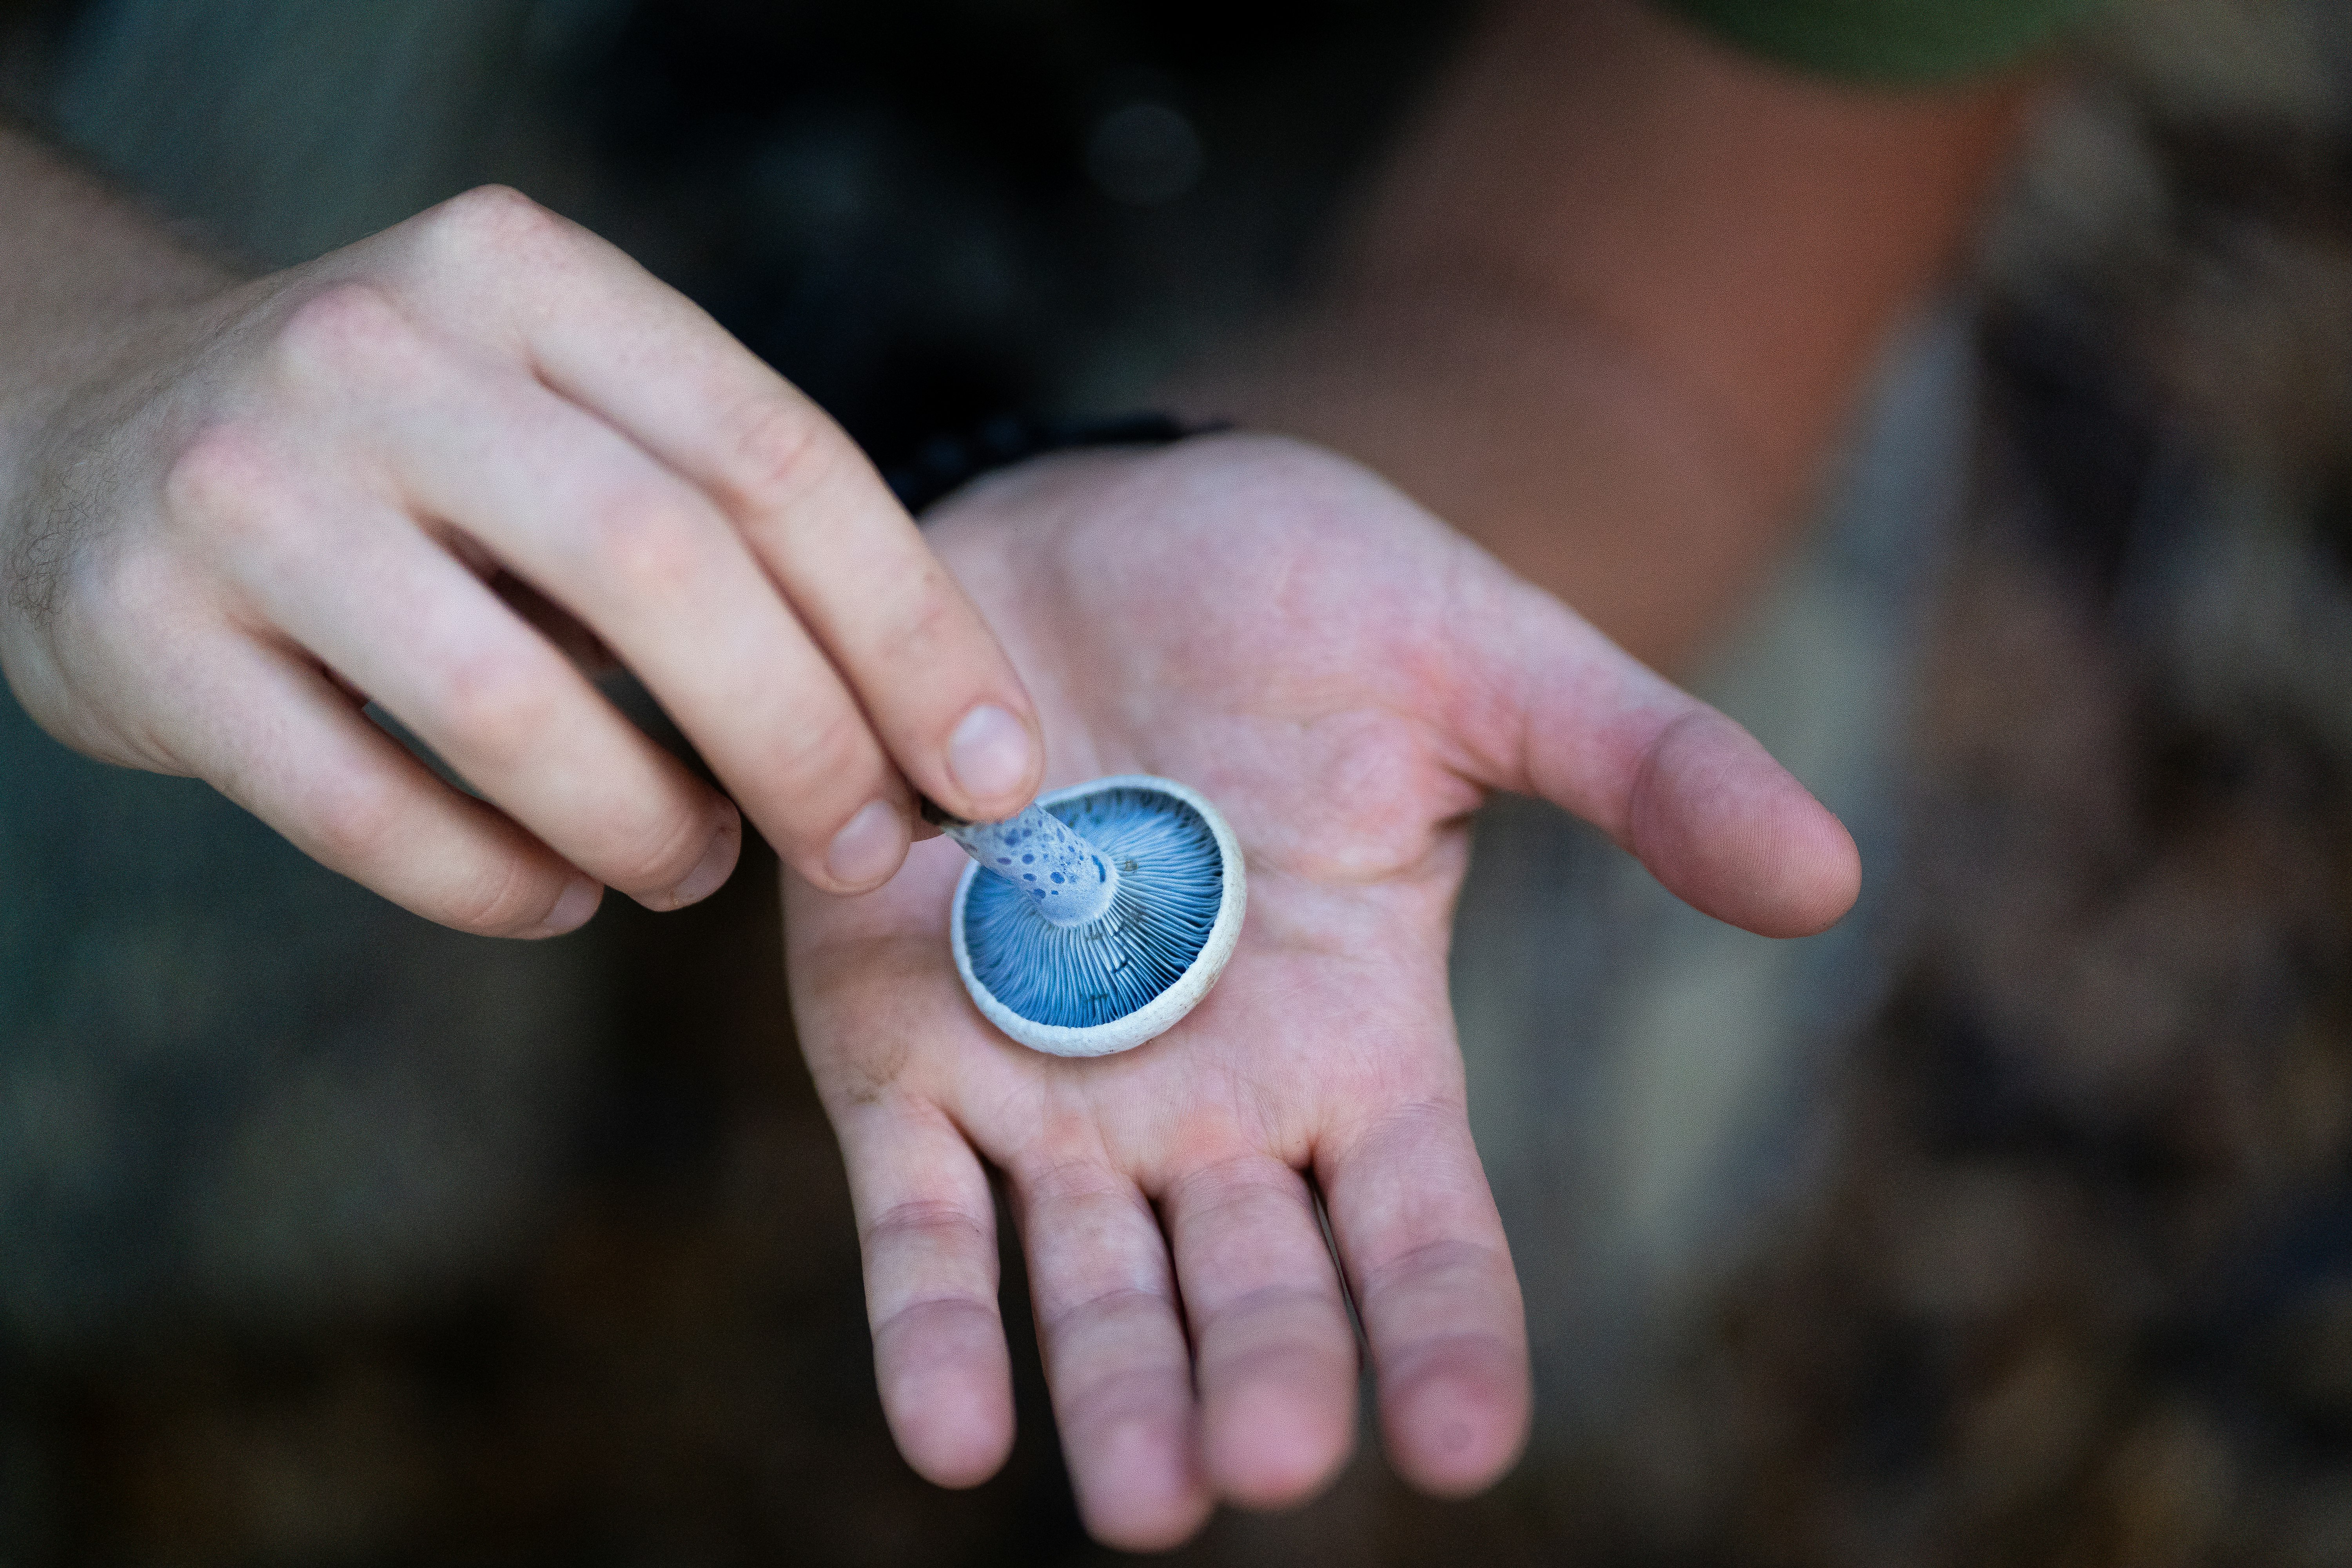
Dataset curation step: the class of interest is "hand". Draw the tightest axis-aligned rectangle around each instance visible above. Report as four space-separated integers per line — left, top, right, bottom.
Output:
784 435 1858 1548
0 182 1044 935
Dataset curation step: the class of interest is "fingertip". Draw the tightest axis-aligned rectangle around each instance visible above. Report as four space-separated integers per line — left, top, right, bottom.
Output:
521 874 603 938
1782 809 1862 938
820 797 912 892
1206 1379 1356 1510
1072 1417 1215 1553
1628 710 1862 939
895 1372 1015 1491
943 702 1040 820
652 804 742 909
1380 1352 1529 1499
877 1300 1016 1490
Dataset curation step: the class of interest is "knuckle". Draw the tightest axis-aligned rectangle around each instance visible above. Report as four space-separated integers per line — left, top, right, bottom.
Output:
163 422 274 522
882 566 965 661
443 182 543 225
271 281 414 383
162 425 299 564
1193 1281 1332 1341
767 702 876 805
864 1198 990 1260
1044 1284 1166 1343
412 185 573 278
585 490 709 602
717 396 834 514
426 183 557 250
434 645 558 744
1356 1236 1503 1303
305 773 407 869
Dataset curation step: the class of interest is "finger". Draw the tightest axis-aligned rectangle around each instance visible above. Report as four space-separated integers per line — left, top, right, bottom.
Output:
1013 1160 1211 1551
183 426 743 909
394 189 1044 821
831 1098 1014 1490
1162 1154 1358 1508
165 624 600 936
374 350 899 893
1452 579 1860 936
255 281 907 895
1625 706 1862 937
1317 1102 1528 1497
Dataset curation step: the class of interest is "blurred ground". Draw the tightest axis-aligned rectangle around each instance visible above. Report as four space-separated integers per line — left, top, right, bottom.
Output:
5 0 2352 1563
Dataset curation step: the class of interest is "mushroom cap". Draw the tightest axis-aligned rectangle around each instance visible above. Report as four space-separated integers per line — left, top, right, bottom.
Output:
949 774 1247 1057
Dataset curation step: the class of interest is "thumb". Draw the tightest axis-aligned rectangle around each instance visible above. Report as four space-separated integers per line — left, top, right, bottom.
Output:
1617 707 1860 938
1455 584 1860 939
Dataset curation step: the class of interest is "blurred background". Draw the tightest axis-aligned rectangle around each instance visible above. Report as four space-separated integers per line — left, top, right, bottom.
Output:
4 0 2352 1563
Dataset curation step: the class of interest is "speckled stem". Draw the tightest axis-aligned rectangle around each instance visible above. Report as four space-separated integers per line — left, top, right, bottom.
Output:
939 802 1122 926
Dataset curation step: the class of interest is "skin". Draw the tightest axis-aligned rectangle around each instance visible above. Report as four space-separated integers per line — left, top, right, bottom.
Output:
788 9 2035 1535
0 147 1045 934
786 436 1860 1550
0 0 2044 1549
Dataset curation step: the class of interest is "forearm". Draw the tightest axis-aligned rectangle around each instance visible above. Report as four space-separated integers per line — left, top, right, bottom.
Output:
1171 0 2040 673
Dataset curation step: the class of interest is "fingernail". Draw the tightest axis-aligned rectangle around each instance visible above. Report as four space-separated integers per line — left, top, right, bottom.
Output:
826 799 907 887
535 876 602 936
947 704 1034 807
667 812 741 907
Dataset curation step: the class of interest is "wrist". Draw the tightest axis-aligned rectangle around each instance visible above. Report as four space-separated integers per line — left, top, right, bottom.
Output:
884 411 1218 517
0 129 240 527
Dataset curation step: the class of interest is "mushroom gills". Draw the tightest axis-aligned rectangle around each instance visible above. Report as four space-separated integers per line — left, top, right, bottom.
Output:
937 776 1247 1056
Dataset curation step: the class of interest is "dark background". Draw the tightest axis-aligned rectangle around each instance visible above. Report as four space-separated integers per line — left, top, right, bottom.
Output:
6 1 2352 1563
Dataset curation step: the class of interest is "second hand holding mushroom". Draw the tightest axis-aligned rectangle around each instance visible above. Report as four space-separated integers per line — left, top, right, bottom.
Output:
0 164 1048 937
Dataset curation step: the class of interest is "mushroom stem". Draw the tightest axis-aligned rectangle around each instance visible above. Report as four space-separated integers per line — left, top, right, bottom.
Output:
930 800 1122 927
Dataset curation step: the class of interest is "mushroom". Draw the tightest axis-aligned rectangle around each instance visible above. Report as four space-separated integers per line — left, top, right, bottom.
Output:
925 775 1247 1057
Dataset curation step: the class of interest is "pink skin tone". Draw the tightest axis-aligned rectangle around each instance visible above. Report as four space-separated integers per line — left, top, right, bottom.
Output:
0 169 1045 936
0 7 2023 1548
785 435 1858 1551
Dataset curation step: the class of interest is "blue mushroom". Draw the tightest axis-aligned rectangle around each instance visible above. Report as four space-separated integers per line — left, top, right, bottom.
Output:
927 775 1247 1057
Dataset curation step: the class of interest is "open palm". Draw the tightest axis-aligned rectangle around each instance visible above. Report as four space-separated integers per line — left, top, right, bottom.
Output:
783 436 1857 1549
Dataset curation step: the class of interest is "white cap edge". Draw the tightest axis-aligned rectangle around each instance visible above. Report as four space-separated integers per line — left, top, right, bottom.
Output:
949 773 1247 1058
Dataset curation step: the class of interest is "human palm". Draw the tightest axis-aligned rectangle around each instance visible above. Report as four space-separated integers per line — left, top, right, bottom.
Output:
784 436 1857 1549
